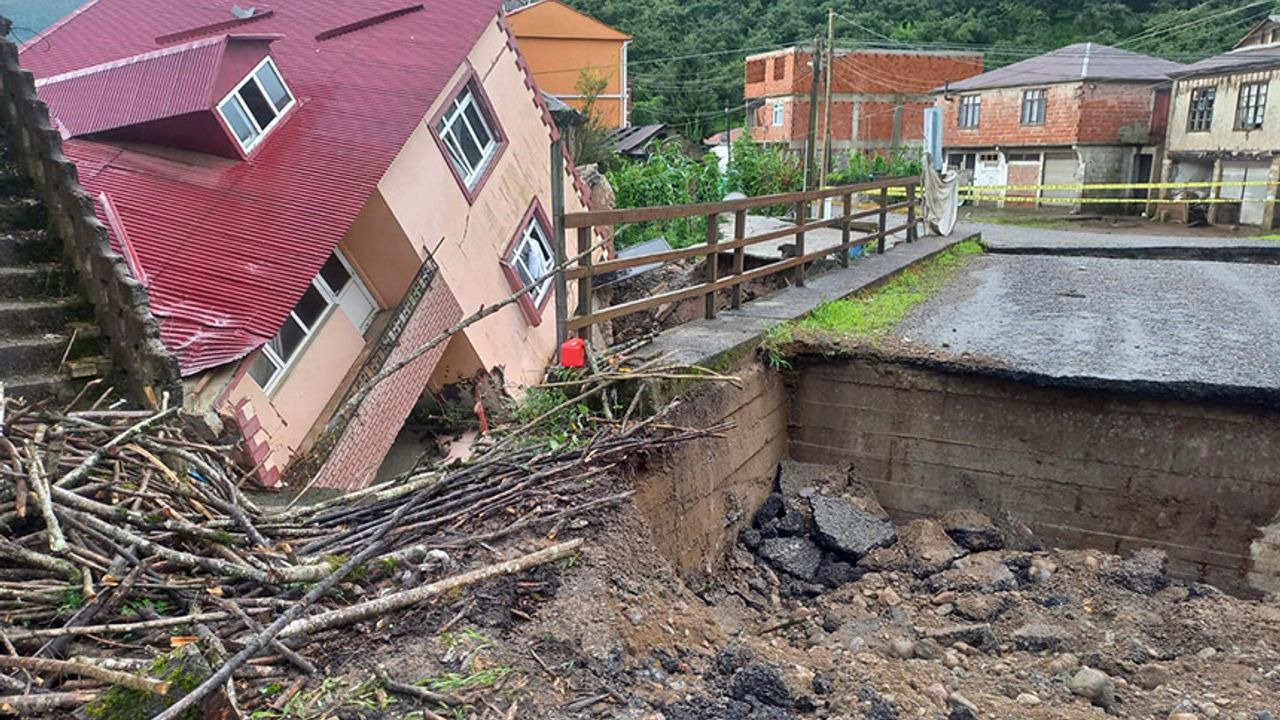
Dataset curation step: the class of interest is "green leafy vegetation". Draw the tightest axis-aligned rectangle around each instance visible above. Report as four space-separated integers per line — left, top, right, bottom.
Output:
607 140 722 248
724 136 804 213
764 239 982 353
829 149 922 185
564 0 1272 138
418 666 513 693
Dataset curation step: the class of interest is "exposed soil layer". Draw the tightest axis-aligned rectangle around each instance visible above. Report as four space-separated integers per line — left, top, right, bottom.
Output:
317 461 1280 720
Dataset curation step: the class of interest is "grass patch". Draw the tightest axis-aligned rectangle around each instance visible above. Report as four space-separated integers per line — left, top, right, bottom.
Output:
764 239 982 354
418 666 512 693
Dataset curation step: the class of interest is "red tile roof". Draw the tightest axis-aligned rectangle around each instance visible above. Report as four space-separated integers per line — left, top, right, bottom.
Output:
21 0 504 375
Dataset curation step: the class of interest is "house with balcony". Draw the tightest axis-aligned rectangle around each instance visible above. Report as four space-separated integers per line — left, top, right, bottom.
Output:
1161 17 1280 227
21 0 594 490
744 46 984 157
935 43 1182 208
505 0 631 128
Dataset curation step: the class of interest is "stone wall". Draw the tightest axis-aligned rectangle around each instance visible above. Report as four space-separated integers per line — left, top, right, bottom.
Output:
788 356 1280 595
631 362 789 581
0 28 180 403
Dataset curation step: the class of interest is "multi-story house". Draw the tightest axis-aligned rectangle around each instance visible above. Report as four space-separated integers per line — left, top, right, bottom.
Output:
1161 17 1280 227
21 0 595 490
935 43 1182 208
745 46 984 158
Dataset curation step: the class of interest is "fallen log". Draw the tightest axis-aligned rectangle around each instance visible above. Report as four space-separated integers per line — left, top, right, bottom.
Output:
278 539 583 639
0 655 169 694
0 690 99 715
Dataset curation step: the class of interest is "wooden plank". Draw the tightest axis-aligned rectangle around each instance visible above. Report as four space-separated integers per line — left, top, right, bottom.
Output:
576 226 593 344
564 213 852 280
551 139 567 356
793 200 806 287
562 176 920 228
704 214 718 319
839 193 852 269
731 210 746 310
906 184 918 242
567 222 910 331
876 186 889 255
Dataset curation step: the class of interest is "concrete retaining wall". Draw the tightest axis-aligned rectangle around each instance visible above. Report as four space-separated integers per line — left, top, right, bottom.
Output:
788 357 1280 594
631 362 788 580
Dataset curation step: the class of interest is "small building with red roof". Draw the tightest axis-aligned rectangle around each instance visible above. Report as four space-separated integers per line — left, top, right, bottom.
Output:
22 0 594 489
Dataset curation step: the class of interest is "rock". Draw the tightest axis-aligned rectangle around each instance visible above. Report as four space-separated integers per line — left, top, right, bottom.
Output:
928 553 1017 594
940 509 1004 552
1135 664 1171 690
1046 653 1080 676
1016 693 1042 706
942 650 964 669
890 638 916 659
812 671 834 695
775 500 814 537
754 494 785 527
856 687 899 720
858 545 907 572
815 555 862 588
1011 623 1078 653
899 519 968 577
85 645 214 720
934 604 953 616
740 528 763 551
925 624 996 650
995 510 1043 552
947 692 979 720
810 495 897 559
1168 714 1199 720
1068 667 1116 711
729 663 793 708
932 591 958 605
715 642 756 675
759 537 823 581
778 459 848 497
953 594 1008 623
1108 548 1169 595
880 588 902 607
1197 646 1218 660
913 638 944 660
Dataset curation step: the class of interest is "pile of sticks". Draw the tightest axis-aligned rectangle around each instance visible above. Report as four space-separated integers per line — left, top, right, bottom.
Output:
0 375 728 717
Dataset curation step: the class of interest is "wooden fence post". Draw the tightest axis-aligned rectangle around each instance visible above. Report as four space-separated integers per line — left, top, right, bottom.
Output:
551 139 568 357
876 186 888 254
793 200 806 287
576 226 593 344
839 192 852 268
907 183 918 242
704 214 719 319
731 210 746 309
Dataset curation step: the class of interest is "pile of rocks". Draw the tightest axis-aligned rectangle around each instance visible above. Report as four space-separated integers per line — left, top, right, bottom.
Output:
739 461 1042 598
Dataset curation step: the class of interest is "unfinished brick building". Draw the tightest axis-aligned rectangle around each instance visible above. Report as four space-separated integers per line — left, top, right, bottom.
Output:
935 43 1182 208
744 46 983 157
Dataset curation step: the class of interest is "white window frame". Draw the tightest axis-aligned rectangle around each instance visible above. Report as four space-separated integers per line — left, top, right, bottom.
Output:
772 103 785 127
217 56 296 153
248 249 371 394
1020 88 1047 126
958 94 981 128
436 83 500 189
508 216 555 308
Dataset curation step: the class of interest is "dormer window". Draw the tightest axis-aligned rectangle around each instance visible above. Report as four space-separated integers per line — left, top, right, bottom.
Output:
219 57 294 151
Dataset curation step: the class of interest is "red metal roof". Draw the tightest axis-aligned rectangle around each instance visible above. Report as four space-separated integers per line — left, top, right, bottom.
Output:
21 0 504 375
35 34 278 138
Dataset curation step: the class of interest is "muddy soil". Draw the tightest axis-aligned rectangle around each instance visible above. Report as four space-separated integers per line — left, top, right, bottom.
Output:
316 464 1280 720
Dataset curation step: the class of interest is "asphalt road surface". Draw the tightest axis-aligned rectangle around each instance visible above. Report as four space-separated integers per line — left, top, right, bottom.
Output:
894 251 1280 390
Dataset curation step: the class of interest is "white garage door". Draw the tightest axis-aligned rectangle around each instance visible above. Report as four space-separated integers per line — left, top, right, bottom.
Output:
1222 161 1270 226
1041 152 1079 202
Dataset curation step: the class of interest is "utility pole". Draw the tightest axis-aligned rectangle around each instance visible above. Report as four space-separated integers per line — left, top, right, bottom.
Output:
803 35 823 199
819 8 836 191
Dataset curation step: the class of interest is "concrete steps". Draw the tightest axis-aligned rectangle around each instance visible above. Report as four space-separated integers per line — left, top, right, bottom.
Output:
3 372 70 403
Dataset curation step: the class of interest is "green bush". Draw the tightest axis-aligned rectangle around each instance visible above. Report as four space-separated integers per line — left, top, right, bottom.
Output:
725 136 803 215
829 148 923 186
607 140 721 249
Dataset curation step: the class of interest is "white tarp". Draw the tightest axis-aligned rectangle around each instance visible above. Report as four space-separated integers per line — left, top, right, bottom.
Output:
922 154 959 236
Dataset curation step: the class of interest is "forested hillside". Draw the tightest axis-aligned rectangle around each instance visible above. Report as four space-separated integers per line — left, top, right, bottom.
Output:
565 0 1275 136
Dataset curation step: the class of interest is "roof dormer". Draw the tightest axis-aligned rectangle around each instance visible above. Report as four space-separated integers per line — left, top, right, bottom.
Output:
34 34 289 159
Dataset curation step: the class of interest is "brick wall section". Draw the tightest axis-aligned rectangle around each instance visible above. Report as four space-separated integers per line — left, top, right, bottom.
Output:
940 81 1165 148
747 48 982 147
789 358 1280 594
312 279 463 490
0 31 180 402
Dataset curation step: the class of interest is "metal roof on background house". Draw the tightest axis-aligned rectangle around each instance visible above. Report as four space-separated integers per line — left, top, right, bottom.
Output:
1170 43 1280 79
942 43 1183 92
19 0 504 376
610 123 669 156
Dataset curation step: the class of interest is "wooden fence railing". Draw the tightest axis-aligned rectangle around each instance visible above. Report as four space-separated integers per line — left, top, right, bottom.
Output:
553 174 922 345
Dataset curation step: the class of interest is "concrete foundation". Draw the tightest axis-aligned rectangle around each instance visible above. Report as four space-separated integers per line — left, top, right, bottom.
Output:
787 356 1280 594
